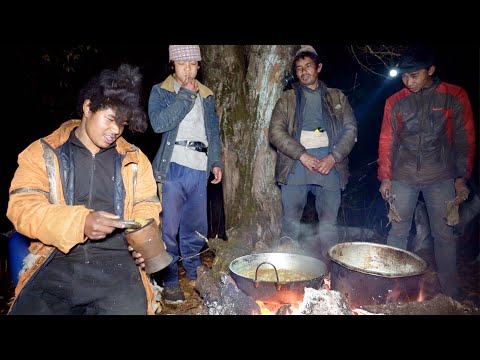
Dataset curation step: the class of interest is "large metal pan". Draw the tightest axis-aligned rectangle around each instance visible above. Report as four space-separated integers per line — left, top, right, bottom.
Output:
229 253 327 304
328 242 428 307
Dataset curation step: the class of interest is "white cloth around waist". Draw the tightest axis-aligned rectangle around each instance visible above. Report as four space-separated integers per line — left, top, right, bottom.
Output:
300 130 329 149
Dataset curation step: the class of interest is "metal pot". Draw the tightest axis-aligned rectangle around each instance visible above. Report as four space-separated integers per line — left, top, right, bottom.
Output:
229 253 327 304
328 242 428 308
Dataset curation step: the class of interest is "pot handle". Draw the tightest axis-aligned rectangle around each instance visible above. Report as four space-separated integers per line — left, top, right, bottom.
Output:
253 262 284 291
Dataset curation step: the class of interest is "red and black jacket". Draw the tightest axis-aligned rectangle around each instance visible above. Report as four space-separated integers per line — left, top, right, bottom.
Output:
378 79 476 185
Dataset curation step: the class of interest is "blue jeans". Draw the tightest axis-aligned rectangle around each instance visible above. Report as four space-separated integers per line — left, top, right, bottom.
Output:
161 163 207 287
387 179 458 298
281 184 340 259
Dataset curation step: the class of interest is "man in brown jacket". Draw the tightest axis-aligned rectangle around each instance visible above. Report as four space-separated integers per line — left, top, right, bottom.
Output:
269 45 357 264
7 64 165 314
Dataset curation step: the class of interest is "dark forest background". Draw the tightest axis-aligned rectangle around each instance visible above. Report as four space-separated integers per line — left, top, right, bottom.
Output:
1 44 478 240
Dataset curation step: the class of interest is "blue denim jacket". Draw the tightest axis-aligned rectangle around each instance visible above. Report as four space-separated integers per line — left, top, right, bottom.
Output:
148 75 223 186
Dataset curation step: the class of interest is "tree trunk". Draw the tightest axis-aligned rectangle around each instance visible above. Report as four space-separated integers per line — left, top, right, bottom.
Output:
201 45 296 244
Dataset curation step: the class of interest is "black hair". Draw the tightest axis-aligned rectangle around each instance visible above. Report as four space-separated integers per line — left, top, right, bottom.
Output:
291 51 322 81
398 44 436 74
77 63 147 133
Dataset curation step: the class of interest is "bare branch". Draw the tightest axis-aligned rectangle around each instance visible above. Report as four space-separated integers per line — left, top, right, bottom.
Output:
347 44 407 79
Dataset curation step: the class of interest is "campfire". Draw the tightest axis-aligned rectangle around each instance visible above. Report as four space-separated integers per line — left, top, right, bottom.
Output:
256 273 428 315
183 232 480 316
194 264 478 315
195 266 353 315
253 273 354 315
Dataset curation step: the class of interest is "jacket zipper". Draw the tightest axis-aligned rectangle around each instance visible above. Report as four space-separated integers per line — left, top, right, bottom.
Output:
83 154 96 263
416 93 425 172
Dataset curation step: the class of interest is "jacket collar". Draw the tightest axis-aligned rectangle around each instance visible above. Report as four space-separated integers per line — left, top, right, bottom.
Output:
420 76 440 93
292 80 328 95
160 74 214 98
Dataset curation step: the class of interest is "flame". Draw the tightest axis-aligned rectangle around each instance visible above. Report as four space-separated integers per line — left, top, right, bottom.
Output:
323 273 331 290
255 300 301 315
385 284 404 304
256 301 274 315
416 277 426 302
384 278 428 304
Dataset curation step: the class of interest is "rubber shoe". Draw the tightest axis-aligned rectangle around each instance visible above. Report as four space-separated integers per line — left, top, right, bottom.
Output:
163 286 185 304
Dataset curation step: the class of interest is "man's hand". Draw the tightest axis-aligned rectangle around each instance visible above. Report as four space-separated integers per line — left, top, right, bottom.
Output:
181 76 199 93
299 152 320 172
211 166 222 184
315 154 336 175
84 211 124 240
379 179 392 200
454 177 469 204
128 245 145 269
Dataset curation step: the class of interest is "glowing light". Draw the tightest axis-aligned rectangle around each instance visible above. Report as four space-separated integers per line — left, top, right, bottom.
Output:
389 68 398 77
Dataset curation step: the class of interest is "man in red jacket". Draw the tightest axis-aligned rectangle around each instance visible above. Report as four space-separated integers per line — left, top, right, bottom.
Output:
377 45 476 300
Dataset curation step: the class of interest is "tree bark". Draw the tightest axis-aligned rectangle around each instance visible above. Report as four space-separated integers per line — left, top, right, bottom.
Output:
201 45 297 244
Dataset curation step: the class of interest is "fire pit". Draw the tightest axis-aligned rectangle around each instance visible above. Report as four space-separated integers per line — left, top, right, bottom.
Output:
229 253 327 304
328 242 428 308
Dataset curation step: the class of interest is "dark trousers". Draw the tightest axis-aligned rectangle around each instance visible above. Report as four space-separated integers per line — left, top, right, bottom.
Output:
9 251 146 315
387 179 458 298
281 183 340 260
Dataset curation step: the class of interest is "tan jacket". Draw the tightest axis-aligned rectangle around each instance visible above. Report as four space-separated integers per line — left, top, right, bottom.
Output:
7 120 161 314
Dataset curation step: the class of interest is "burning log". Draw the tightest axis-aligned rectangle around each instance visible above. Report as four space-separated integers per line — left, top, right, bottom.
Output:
196 265 261 315
195 265 221 304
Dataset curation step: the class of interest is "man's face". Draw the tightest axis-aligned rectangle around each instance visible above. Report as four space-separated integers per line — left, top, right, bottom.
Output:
295 56 322 90
401 66 435 93
173 61 199 83
79 101 125 154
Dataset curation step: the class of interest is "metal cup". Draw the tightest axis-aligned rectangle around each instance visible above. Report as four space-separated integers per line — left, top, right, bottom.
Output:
124 218 173 274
